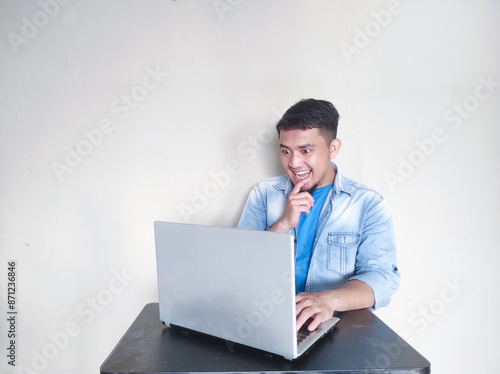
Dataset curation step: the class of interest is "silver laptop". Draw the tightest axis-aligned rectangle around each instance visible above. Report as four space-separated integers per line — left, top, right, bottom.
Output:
154 221 339 360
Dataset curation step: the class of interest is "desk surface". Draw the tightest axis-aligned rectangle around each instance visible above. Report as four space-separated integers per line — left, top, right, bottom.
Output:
101 303 430 374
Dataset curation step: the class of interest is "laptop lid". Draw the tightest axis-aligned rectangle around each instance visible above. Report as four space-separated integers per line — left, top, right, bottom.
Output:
154 221 337 359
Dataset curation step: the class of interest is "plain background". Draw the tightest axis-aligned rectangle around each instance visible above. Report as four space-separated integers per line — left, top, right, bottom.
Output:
1 1 499 373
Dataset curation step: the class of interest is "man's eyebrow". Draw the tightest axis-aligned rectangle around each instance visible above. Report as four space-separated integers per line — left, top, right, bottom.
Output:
279 143 315 149
298 143 314 149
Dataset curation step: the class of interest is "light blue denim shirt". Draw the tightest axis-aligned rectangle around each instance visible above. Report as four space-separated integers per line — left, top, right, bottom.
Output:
237 163 400 309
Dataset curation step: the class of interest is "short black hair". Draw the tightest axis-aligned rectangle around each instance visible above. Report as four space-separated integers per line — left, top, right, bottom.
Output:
276 98 339 142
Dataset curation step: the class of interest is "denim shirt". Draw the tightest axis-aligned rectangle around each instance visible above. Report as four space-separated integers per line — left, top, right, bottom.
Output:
237 163 400 309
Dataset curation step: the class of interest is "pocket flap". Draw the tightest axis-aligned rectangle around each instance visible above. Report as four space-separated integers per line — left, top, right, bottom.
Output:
328 233 361 246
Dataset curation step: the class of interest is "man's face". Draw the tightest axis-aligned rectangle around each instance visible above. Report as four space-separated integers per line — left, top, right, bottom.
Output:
279 128 340 192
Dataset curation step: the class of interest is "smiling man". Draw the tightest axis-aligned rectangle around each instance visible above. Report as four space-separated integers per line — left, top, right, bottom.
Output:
237 98 400 332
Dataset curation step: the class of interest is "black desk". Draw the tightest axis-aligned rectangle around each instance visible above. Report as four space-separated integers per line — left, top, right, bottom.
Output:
100 303 430 373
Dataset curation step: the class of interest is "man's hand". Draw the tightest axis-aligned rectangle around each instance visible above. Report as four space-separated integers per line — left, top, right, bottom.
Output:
295 290 338 332
295 280 375 331
269 177 314 233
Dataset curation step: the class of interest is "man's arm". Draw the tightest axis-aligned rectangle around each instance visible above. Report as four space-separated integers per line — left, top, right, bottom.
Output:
236 185 268 230
295 280 374 331
296 196 399 332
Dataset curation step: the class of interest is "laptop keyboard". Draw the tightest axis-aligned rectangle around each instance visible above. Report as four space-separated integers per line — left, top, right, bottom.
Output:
297 318 314 345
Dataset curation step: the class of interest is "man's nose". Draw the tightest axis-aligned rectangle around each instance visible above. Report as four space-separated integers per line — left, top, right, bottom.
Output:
289 152 303 168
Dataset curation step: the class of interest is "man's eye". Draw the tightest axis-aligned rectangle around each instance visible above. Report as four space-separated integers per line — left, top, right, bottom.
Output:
302 149 311 154
281 149 291 155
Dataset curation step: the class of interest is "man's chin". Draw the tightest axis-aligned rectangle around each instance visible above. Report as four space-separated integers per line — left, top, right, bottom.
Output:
305 183 318 194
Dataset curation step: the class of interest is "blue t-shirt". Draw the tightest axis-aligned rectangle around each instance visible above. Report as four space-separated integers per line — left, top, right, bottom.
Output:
295 184 332 294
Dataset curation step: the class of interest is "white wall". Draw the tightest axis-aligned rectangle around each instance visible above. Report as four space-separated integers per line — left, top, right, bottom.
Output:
1 1 499 373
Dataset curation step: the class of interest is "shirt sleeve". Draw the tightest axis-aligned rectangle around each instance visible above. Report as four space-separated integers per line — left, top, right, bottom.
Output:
348 196 400 309
236 184 268 231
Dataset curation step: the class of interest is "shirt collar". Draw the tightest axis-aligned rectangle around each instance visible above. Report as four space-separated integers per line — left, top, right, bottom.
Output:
331 162 354 198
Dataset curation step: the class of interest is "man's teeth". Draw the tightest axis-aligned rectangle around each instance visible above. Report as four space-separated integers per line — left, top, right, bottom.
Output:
294 170 311 179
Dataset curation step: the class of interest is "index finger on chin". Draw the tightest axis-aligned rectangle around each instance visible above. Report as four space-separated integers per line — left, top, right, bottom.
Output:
291 176 310 195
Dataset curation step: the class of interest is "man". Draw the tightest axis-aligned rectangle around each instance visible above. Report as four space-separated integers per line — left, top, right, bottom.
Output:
237 98 400 332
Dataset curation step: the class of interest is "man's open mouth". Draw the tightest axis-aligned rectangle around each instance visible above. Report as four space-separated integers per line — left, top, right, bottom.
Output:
293 170 311 180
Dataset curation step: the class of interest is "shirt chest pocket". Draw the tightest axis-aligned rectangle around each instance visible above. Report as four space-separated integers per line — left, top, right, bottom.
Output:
327 233 361 277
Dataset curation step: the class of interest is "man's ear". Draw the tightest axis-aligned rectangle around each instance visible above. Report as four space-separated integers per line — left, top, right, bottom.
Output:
329 138 342 159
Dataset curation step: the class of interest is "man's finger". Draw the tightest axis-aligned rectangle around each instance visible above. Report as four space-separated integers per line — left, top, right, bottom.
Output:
290 176 311 195
297 309 327 332
299 192 315 208
296 309 314 332
289 190 314 209
290 196 313 209
307 314 324 332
